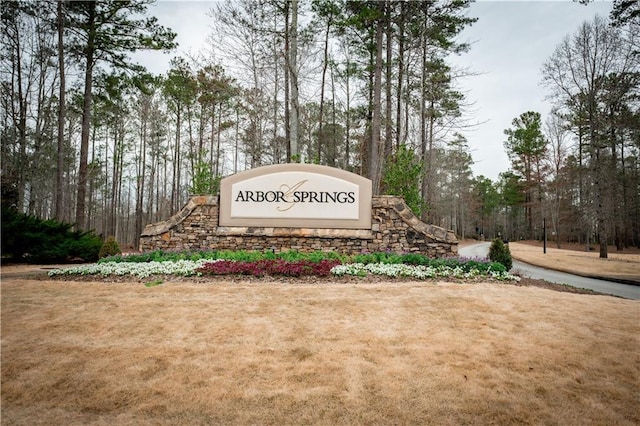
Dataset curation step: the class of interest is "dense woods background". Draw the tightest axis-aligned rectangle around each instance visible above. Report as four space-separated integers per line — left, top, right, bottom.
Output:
2 0 638 257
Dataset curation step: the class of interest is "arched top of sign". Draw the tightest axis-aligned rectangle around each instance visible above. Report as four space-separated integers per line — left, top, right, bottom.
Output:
219 164 372 229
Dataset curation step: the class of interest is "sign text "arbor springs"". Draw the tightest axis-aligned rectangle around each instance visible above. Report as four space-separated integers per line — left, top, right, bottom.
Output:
234 180 356 208
219 164 372 229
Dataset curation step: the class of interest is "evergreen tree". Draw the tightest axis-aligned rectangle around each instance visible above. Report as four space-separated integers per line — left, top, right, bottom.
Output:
503 111 548 239
382 144 424 216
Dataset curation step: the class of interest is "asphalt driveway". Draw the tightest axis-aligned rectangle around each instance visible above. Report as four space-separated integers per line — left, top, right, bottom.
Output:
459 242 640 300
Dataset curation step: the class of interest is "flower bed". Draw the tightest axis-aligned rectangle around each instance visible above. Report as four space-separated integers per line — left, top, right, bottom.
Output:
48 250 520 282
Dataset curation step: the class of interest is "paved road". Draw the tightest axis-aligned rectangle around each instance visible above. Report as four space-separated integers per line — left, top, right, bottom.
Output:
459 242 640 300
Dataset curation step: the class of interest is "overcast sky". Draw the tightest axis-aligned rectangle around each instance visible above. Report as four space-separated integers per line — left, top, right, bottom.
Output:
449 0 613 180
135 0 614 181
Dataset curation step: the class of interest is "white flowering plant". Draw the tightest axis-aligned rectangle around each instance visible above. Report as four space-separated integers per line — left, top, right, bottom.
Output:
329 262 519 281
48 259 211 279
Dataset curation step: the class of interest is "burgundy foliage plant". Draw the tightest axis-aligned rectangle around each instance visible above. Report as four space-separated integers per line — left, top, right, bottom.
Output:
196 259 342 277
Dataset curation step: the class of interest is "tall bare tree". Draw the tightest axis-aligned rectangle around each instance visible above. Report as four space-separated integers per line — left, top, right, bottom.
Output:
542 15 637 257
544 112 570 248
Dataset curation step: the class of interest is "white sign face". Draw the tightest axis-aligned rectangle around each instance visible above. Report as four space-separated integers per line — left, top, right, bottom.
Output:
219 164 372 229
230 172 359 220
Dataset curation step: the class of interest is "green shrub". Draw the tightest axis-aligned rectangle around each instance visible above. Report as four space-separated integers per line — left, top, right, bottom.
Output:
64 233 103 262
352 252 404 264
1 207 102 263
99 236 122 258
489 238 513 271
401 253 431 265
98 249 346 264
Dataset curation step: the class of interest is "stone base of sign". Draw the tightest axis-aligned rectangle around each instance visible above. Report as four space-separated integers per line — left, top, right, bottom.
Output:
140 195 458 257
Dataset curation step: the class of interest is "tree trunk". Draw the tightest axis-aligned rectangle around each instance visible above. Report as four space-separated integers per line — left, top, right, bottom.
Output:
594 139 608 259
369 3 384 195
14 22 27 213
146 139 156 223
234 105 239 173
318 17 330 163
209 103 215 169
426 100 435 222
610 113 622 251
171 107 181 213
284 1 291 162
75 2 96 230
395 2 404 151
329 58 337 168
272 23 280 163
134 99 147 250
420 33 428 222
383 1 393 191
216 108 222 176
186 103 195 173
55 0 65 221
343 44 352 170
289 0 299 161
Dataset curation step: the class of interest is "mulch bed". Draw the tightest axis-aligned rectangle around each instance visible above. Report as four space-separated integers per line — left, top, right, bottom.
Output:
33 271 608 296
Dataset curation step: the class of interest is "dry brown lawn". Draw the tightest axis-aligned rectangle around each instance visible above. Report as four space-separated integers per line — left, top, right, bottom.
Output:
2 276 639 425
508 241 640 283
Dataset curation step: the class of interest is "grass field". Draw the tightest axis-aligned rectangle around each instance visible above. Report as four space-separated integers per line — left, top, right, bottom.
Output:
2 276 638 425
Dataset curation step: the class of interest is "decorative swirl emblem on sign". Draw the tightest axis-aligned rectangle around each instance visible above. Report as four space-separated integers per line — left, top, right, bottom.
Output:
277 180 308 211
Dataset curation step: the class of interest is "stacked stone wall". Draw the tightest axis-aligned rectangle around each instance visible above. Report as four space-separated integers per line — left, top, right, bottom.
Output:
140 195 458 257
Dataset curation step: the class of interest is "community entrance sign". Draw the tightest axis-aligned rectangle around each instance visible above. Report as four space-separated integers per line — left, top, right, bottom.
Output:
142 163 457 256
219 164 372 229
